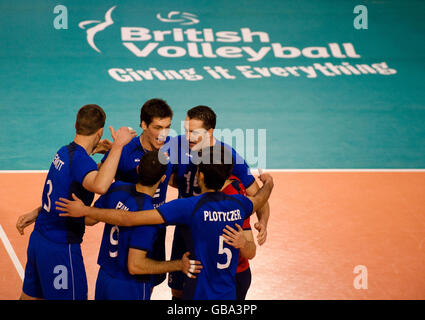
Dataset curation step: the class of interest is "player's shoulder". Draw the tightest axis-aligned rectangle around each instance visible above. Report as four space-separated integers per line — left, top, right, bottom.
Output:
216 140 238 155
107 180 135 194
228 193 253 209
138 192 154 210
64 141 95 164
124 135 142 152
222 176 247 196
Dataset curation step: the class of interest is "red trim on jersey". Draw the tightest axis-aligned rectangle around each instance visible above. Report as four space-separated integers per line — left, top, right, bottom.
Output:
221 175 250 273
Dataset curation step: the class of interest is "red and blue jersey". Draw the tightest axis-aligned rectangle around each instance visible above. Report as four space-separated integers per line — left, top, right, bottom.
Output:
221 175 251 273
157 192 254 300
95 181 160 282
34 142 98 244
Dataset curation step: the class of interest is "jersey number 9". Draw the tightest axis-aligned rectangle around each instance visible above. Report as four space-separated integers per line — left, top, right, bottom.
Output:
109 225 119 258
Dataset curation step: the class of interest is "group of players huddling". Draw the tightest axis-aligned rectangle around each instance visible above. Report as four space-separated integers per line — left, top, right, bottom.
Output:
16 100 273 300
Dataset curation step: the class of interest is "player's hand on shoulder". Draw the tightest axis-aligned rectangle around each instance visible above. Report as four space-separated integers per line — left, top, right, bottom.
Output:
222 223 246 249
109 126 137 148
181 252 203 279
55 193 87 218
92 139 113 155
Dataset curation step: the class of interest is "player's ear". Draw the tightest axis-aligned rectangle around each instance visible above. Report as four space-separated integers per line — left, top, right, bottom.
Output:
198 171 204 185
141 121 147 131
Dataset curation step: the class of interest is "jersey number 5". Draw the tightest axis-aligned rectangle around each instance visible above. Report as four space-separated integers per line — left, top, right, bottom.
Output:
217 235 232 269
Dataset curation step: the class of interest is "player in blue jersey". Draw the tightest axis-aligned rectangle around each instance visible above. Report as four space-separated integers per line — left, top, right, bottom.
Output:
94 98 174 289
165 105 270 299
86 150 202 300
18 104 136 300
56 146 274 300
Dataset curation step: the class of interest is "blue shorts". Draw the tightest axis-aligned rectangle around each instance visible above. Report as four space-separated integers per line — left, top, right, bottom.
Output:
22 229 88 300
95 268 152 300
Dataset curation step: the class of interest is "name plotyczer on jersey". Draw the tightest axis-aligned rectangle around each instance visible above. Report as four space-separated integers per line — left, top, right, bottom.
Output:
121 27 361 62
204 209 242 222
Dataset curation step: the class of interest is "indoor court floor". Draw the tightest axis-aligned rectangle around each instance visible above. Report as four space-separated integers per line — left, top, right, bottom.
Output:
1 170 424 299
1 0 425 300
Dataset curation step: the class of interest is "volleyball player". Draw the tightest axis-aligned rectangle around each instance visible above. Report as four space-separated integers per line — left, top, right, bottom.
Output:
56 146 274 300
19 104 136 300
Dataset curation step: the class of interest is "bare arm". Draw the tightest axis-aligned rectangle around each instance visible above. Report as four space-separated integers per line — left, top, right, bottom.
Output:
84 216 99 226
127 250 202 278
91 139 113 156
247 173 273 216
240 229 256 259
16 206 41 235
56 194 164 227
222 224 256 259
168 172 178 188
82 126 136 195
246 180 270 246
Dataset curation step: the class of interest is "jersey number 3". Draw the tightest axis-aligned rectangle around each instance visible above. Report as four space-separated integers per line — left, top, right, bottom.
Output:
217 236 232 269
43 179 53 212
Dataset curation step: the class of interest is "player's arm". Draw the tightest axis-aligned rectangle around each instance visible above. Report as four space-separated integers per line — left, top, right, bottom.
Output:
247 173 274 215
246 178 271 246
84 217 99 226
82 127 136 195
222 224 256 259
240 229 256 259
128 250 202 278
16 206 41 235
91 139 113 156
56 194 164 227
168 172 178 188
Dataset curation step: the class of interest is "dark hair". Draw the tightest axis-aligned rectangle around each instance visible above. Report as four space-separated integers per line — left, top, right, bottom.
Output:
187 105 216 130
197 146 233 191
137 150 168 186
75 104 106 135
140 98 173 127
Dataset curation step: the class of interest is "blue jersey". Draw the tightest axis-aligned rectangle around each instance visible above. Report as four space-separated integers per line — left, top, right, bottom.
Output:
170 135 255 199
101 135 173 207
101 135 173 286
95 181 160 282
34 142 98 244
157 192 254 300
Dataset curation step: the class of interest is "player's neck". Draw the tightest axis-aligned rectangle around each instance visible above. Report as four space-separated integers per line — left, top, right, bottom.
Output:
200 185 219 194
203 136 216 148
73 134 96 155
221 180 231 191
210 136 216 146
139 133 155 151
135 183 157 197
